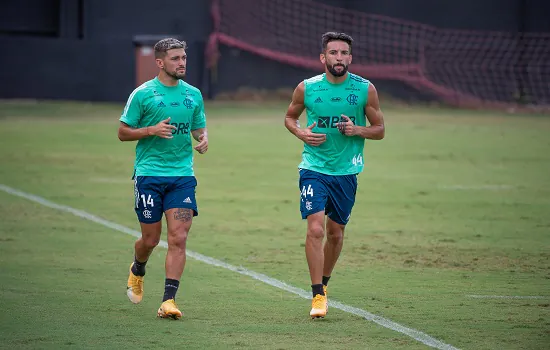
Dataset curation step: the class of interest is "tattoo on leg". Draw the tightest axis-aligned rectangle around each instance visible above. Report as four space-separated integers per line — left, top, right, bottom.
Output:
174 208 192 222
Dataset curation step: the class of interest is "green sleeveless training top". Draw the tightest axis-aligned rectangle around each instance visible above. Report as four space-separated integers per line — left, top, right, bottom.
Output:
299 72 370 175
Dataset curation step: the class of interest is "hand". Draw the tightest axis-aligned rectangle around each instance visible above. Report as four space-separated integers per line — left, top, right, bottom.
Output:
194 133 208 154
299 122 326 146
148 117 176 139
337 114 356 136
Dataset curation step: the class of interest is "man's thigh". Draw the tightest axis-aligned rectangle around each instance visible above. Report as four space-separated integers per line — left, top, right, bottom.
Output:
325 174 357 225
163 176 199 217
299 169 329 220
134 176 166 223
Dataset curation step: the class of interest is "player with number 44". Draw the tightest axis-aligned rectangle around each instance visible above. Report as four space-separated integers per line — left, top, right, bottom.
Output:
284 32 385 318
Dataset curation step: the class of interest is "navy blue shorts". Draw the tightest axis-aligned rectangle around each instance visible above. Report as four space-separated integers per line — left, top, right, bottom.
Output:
298 169 357 225
134 176 198 223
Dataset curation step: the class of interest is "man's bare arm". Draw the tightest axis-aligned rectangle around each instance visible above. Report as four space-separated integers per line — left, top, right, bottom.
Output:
357 84 385 140
118 117 176 141
284 82 306 138
118 122 151 141
284 82 326 146
191 127 208 154
191 127 207 142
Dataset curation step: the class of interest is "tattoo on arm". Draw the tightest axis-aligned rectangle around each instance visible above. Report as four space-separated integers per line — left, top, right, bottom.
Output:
174 208 193 222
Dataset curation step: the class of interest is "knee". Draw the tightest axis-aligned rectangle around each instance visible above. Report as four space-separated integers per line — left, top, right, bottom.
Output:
143 235 160 250
307 223 325 240
169 228 189 250
327 229 344 244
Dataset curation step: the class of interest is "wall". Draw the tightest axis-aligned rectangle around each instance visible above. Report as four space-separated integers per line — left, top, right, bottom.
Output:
0 0 210 102
0 0 548 103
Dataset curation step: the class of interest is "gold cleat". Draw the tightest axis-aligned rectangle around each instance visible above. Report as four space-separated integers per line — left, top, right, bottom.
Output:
126 263 144 304
157 299 183 320
310 294 328 318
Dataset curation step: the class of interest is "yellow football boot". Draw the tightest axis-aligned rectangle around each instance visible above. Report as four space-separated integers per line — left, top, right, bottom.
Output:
310 294 328 318
126 263 144 304
157 299 183 320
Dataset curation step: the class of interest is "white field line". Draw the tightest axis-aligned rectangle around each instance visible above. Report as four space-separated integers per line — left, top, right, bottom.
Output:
0 184 458 350
466 295 548 300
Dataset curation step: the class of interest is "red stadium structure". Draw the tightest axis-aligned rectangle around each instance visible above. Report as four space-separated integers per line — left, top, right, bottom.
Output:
206 0 550 111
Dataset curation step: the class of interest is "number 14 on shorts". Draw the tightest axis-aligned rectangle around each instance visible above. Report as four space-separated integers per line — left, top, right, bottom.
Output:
140 194 154 207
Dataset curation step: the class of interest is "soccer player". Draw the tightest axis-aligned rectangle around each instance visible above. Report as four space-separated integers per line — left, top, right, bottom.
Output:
284 32 385 318
118 38 208 320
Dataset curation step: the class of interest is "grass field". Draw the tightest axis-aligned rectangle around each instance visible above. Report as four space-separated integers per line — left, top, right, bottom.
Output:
0 100 549 349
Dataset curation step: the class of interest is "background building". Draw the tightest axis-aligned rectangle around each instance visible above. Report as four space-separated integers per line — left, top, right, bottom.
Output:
1 0 549 110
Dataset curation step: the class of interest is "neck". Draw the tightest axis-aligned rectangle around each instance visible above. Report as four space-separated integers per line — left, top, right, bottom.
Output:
157 71 179 86
325 71 348 84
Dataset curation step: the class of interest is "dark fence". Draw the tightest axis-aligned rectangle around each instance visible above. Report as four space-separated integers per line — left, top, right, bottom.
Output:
0 0 548 107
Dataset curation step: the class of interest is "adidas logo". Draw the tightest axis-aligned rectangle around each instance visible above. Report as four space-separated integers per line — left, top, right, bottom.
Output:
314 97 323 103
183 197 192 204
157 101 166 107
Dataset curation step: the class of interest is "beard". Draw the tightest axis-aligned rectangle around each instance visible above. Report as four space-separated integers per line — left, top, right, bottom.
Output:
327 63 348 77
165 68 186 80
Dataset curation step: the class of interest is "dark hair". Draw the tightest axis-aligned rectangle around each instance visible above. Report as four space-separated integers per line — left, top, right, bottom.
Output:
321 32 353 53
154 38 187 59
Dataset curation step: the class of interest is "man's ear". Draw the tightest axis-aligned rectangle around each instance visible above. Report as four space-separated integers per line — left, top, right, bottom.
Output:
155 58 164 69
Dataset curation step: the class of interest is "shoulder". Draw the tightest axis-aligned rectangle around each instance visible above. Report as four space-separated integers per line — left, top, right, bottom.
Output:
349 73 371 88
291 81 305 103
303 74 324 86
367 83 379 104
302 74 326 97
179 81 203 99
127 80 158 101
129 81 151 97
349 73 374 103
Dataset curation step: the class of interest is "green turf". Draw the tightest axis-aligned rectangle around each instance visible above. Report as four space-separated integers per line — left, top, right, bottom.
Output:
0 100 549 349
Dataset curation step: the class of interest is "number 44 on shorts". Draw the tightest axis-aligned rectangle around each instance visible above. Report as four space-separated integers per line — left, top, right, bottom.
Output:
301 184 314 198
